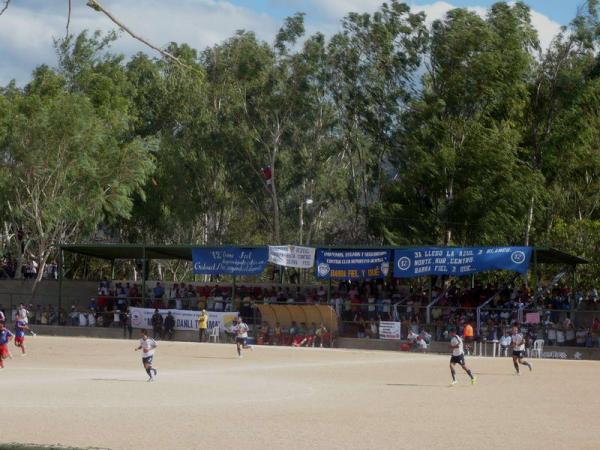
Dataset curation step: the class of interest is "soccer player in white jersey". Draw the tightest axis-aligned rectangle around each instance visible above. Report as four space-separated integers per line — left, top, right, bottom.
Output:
510 325 532 375
135 329 158 381
449 328 476 386
233 318 252 358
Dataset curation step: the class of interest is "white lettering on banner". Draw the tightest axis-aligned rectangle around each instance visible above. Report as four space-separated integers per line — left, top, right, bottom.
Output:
268 245 315 269
379 321 401 340
129 307 238 332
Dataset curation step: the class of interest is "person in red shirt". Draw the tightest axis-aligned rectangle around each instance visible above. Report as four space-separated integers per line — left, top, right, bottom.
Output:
592 318 600 347
0 322 14 368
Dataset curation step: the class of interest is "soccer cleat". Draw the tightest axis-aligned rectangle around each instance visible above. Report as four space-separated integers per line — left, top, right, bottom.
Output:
515 372 520 376
152 368 157 376
528 363 533 372
238 354 243 359
471 377 477 385
450 380 457 386
147 377 154 382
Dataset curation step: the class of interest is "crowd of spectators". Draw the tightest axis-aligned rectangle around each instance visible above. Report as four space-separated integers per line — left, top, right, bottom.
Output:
0 256 58 280
2 276 600 348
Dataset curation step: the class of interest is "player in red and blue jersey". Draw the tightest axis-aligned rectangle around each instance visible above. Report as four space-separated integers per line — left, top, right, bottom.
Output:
0 322 14 368
14 315 29 355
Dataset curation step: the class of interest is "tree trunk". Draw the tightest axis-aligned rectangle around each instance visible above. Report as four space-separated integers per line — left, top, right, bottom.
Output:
525 195 535 246
270 146 281 244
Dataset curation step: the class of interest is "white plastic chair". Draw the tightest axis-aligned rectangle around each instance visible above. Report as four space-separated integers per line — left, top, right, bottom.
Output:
530 339 544 358
208 326 220 343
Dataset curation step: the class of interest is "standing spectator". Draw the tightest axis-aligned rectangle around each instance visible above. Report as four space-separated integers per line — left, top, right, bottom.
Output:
499 329 512 356
314 323 327 348
164 312 175 341
69 305 79 326
463 321 474 354
121 309 133 339
198 310 208 342
0 306 5 324
592 318 600 347
153 282 165 308
151 309 163 340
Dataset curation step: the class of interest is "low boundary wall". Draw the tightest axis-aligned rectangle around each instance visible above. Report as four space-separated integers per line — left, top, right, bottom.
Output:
336 337 600 361
27 327 600 361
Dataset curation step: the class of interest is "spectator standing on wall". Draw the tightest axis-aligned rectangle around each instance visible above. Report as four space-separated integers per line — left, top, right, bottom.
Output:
164 312 175 341
151 309 163 340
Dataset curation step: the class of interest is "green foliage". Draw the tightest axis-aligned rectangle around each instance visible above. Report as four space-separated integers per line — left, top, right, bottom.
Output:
1 1 600 283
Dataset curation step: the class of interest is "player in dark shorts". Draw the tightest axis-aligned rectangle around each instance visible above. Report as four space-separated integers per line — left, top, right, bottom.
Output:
233 318 252 358
510 325 532 375
135 329 158 381
449 328 476 386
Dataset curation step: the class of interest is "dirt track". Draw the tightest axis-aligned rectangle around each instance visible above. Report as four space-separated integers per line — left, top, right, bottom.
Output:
1 336 598 450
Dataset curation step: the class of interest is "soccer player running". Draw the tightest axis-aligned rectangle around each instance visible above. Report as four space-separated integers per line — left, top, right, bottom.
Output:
510 325 532 375
449 328 476 386
0 322 14 368
135 330 158 382
14 314 29 355
234 317 252 358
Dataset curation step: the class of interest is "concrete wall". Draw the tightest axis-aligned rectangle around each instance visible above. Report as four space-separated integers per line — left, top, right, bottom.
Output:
336 337 600 361
0 279 98 309
32 325 206 343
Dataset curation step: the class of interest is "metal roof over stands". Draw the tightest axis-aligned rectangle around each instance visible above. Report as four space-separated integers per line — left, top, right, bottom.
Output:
59 244 588 266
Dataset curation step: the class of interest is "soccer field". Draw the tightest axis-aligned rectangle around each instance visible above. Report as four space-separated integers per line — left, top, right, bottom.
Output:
1 336 598 450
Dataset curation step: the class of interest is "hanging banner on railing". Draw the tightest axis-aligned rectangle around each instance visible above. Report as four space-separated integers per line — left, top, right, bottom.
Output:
192 247 268 275
268 245 315 268
393 246 532 277
129 307 238 332
379 321 401 340
315 248 391 280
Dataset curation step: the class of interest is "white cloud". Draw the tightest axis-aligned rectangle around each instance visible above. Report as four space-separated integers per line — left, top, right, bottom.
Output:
0 0 563 86
0 0 279 85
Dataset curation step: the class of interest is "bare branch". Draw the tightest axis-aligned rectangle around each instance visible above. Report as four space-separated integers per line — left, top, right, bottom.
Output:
66 0 72 37
86 0 196 70
0 0 10 16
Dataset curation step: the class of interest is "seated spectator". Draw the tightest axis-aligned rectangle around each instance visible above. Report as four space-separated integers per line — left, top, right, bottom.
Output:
258 321 270 345
499 330 512 355
292 322 308 347
367 319 378 339
416 335 428 352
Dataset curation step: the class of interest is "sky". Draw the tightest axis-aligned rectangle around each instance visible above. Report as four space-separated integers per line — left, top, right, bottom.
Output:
0 0 582 85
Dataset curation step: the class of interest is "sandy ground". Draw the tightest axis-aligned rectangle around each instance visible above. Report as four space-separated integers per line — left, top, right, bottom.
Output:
0 336 599 450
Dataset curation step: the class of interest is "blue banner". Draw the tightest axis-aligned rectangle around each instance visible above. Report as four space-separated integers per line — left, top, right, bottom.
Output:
393 246 532 277
192 247 268 276
316 249 391 280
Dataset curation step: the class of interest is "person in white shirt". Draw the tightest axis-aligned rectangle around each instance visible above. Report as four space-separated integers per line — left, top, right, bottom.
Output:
233 318 252 358
499 330 512 356
135 330 158 381
449 328 476 386
510 326 532 375
17 304 36 336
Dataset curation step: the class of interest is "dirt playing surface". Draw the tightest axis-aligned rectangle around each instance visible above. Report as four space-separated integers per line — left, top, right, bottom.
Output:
1 336 598 450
